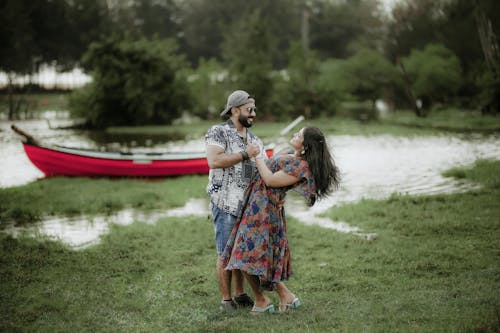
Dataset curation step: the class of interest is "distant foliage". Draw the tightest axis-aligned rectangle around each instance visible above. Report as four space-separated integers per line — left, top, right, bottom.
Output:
285 41 327 118
476 68 500 114
69 36 192 128
221 10 275 118
184 58 230 119
342 49 400 109
402 44 462 109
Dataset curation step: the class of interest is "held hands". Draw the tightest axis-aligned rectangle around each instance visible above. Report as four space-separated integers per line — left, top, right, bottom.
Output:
246 142 261 159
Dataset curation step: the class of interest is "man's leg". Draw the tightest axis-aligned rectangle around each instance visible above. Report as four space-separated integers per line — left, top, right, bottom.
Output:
216 256 233 301
232 269 254 307
212 206 238 310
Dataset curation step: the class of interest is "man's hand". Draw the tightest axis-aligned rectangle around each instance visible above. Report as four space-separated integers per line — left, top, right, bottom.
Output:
246 142 260 158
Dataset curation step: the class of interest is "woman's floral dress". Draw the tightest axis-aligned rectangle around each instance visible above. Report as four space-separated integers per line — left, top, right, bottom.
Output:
222 154 316 290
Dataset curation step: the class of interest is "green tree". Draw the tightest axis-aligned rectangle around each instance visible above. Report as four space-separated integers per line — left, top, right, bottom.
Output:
402 44 462 110
386 0 500 112
69 36 192 128
285 41 324 118
184 58 231 119
221 9 275 117
105 0 180 40
343 49 400 111
385 0 443 62
179 0 300 67
309 0 385 59
67 0 113 62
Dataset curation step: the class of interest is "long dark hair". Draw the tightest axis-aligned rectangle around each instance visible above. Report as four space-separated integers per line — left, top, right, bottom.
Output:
302 126 340 205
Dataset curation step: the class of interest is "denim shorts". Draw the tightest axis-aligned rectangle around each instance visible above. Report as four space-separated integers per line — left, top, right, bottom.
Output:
211 204 237 256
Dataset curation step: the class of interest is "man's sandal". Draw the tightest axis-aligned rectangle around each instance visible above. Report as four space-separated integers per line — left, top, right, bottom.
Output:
250 303 275 315
279 298 301 312
233 293 254 308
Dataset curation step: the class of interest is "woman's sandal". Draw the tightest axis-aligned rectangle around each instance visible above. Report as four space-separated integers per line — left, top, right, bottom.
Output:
279 298 301 312
250 303 275 315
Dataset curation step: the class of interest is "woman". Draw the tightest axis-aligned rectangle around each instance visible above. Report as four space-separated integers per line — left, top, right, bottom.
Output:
222 126 340 314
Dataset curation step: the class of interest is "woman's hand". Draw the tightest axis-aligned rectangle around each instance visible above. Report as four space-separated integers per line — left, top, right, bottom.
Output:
247 142 261 159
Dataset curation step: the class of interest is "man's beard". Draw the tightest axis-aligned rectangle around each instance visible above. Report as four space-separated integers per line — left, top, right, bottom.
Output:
239 115 253 128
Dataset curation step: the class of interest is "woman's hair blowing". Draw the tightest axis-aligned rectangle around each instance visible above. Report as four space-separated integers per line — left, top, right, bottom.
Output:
302 126 340 205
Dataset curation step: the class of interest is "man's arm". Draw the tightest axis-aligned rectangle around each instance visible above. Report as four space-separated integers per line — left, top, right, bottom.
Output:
206 142 261 169
206 145 244 169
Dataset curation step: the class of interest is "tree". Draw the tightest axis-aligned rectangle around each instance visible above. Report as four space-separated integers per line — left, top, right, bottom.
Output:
184 58 231 119
285 41 324 118
105 0 179 40
343 49 400 111
178 0 301 67
309 0 385 59
69 36 192 128
385 0 443 62
221 9 275 118
401 44 462 111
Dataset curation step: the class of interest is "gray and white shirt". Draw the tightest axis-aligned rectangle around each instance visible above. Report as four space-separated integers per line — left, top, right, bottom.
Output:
205 119 266 216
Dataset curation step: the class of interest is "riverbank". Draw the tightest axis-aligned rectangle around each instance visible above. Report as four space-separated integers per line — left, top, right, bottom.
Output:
2 93 499 135
106 108 500 138
1 160 498 332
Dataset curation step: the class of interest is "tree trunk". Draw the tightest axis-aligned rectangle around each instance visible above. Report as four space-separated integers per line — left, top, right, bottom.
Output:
474 1 500 115
7 75 14 120
474 1 499 74
396 57 424 117
301 6 310 53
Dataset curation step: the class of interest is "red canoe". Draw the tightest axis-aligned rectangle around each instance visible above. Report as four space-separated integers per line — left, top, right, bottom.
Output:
13 126 274 177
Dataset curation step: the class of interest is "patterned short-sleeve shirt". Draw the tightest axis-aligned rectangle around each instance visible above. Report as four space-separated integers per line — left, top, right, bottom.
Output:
205 119 266 216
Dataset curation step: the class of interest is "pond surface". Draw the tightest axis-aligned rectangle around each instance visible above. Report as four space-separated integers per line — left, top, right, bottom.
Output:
1 115 500 248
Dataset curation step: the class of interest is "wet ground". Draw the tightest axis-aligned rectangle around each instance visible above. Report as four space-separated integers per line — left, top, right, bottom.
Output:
1 115 499 248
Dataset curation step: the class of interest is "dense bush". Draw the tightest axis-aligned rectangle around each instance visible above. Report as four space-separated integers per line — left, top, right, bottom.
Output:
69 36 192 128
476 68 500 114
402 44 462 110
342 49 401 111
184 58 231 119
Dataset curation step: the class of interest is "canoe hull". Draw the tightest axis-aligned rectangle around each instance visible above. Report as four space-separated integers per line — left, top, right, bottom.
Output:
22 144 272 178
23 144 209 177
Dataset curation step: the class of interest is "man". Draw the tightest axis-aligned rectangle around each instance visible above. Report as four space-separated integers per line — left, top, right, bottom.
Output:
205 90 266 311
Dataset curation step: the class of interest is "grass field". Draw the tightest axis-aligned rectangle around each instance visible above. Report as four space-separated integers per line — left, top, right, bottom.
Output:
1 160 499 332
1 93 499 331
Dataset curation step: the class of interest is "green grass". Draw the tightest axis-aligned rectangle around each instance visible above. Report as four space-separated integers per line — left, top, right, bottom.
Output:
106 109 500 140
1 160 499 332
382 108 500 133
0 175 207 224
0 93 68 114
2 93 499 136
104 116 453 142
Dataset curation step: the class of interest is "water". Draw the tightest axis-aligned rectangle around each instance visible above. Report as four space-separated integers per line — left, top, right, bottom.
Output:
2 198 209 249
0 114 206 187
1 117 500 248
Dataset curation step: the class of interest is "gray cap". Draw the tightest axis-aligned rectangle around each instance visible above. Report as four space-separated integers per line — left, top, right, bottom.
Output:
220 90 255 116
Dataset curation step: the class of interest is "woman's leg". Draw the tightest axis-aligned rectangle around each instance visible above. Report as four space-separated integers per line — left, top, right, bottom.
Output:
275 282 299 310
242 272 271 308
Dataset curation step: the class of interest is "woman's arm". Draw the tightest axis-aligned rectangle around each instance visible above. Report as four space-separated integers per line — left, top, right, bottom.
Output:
275 146 294 156
255 157 300 187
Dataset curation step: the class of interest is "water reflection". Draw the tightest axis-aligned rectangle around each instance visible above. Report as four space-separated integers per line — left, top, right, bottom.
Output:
86 130 187 149
3 198 209 249
0 115 206 187
1 117 500 248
